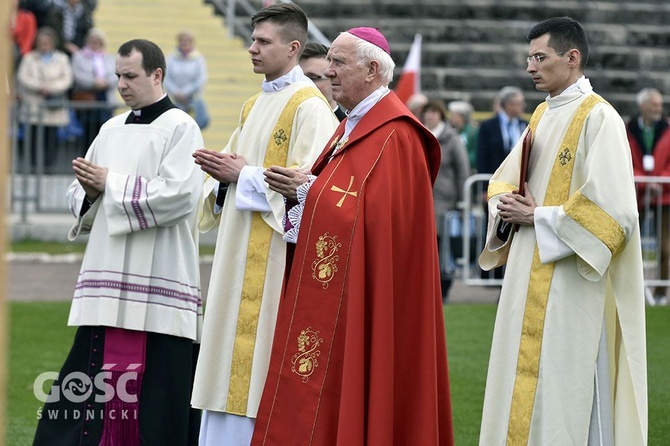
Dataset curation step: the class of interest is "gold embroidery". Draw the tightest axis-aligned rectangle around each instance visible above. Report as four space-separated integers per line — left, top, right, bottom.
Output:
564 191 626 256
330 176 358 207
291 327 324 383
559 148 572 166
227 87 323 415
335 136 348 151
311 233 341 289
273 128 287 146
487 182 518 199
506 94 605 444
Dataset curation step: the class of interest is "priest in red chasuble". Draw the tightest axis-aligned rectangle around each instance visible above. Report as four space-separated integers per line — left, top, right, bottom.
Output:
255 27 454 445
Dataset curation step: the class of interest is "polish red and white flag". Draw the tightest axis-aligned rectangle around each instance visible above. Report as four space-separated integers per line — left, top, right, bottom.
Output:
394 33 422 104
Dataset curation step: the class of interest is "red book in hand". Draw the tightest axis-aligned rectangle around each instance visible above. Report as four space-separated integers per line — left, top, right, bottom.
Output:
496 128 533 241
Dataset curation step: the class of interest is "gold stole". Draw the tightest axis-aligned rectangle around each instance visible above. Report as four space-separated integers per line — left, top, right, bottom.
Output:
506 94 607 444
226 87 327 414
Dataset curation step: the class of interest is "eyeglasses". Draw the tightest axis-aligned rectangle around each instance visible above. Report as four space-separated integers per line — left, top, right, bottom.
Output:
526 51 567 65
306 74 329 82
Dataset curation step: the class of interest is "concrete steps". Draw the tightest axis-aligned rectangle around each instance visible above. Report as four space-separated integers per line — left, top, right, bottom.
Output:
298 0 670 118
94 0 263 150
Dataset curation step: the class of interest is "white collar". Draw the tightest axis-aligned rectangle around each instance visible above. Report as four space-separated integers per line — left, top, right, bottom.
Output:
546 76 593 109
343 86 390 138
262 65 310 93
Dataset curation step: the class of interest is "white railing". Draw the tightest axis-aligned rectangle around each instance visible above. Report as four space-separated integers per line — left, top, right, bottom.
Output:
440 174 670 305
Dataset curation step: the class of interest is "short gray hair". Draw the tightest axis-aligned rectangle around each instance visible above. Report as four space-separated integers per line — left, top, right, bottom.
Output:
342 31 396 85
636 88 662 106
448 100 474 118
497 86 523 107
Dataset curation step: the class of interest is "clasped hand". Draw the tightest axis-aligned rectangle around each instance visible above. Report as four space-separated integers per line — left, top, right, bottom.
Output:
193 149 247 183
264 166 311 201
496 184 536 226
73 157 108 200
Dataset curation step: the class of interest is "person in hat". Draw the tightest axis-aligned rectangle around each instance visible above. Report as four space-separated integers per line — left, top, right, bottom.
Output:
253 27 454 445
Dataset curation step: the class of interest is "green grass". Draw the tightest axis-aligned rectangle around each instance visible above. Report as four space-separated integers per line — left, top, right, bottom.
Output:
9 239 216 256
7 303 670 445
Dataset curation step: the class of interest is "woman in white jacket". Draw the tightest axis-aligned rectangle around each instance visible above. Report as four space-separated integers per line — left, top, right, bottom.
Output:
17 26 73 171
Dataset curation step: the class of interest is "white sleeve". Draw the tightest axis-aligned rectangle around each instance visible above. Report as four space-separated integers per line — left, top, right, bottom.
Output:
235 165 272 212
535 205 574 263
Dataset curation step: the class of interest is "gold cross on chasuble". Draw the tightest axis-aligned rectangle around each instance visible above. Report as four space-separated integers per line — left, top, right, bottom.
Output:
330 176 358 207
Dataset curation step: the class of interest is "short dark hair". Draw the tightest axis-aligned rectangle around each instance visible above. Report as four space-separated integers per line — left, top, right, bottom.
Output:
251 2 308 49
300 42 328 61
422 99 447 121
527 16 589 71
117 39 167 80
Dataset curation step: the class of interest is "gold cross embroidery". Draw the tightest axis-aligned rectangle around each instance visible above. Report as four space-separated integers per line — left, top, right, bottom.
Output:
330 176 357 207
559 148 572 166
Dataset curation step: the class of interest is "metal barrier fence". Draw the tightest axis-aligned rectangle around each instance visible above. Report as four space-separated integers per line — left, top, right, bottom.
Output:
440 173 670 305
9 102 670 304
10 100 120 221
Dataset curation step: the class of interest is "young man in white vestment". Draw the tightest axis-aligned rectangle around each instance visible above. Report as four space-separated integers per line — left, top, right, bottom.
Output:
190 3 339 445
34 38 205 445
478 16 648 446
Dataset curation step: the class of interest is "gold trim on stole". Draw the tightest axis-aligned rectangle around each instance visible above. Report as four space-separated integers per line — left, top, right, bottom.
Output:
226 87 324 415
506 94 606 444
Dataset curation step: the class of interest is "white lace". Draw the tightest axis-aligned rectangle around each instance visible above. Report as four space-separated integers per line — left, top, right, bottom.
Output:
283 175 317 243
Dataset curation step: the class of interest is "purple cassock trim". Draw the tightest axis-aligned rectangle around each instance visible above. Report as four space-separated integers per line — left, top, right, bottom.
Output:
131 176 149 230
75 279 202 304
79 269 201 291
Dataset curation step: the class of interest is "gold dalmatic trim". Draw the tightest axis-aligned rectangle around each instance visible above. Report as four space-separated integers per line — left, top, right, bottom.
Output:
330 176 358 207
291 327 324 383
311 232 342 289
564 191 625 256
506 94 606 444
488 182 518 198
227 87 322 414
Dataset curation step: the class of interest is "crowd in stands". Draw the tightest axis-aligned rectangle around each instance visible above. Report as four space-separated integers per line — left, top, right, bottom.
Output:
10 0 214 171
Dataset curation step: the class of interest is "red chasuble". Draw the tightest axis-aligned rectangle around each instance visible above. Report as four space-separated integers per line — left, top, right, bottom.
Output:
252 92 454 445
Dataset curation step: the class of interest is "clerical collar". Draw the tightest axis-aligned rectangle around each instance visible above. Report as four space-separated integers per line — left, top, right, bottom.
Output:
125 94 177 124
262 65 310 93
343 86 390 138
553 75 591 98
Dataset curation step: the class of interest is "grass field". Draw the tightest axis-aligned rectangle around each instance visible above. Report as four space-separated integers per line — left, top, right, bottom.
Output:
7 302 670 445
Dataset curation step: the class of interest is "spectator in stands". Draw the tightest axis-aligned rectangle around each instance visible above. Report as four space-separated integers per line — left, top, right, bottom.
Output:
71 27 119 151
627 87 670 305
448 99 479 170
164 30 209 129
476 86 527 175
46 0 93 56
23 0 53 28
422 98 470 302
16 26 73 171
406 92 428 119
299 41 346 121
11 0 37 68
